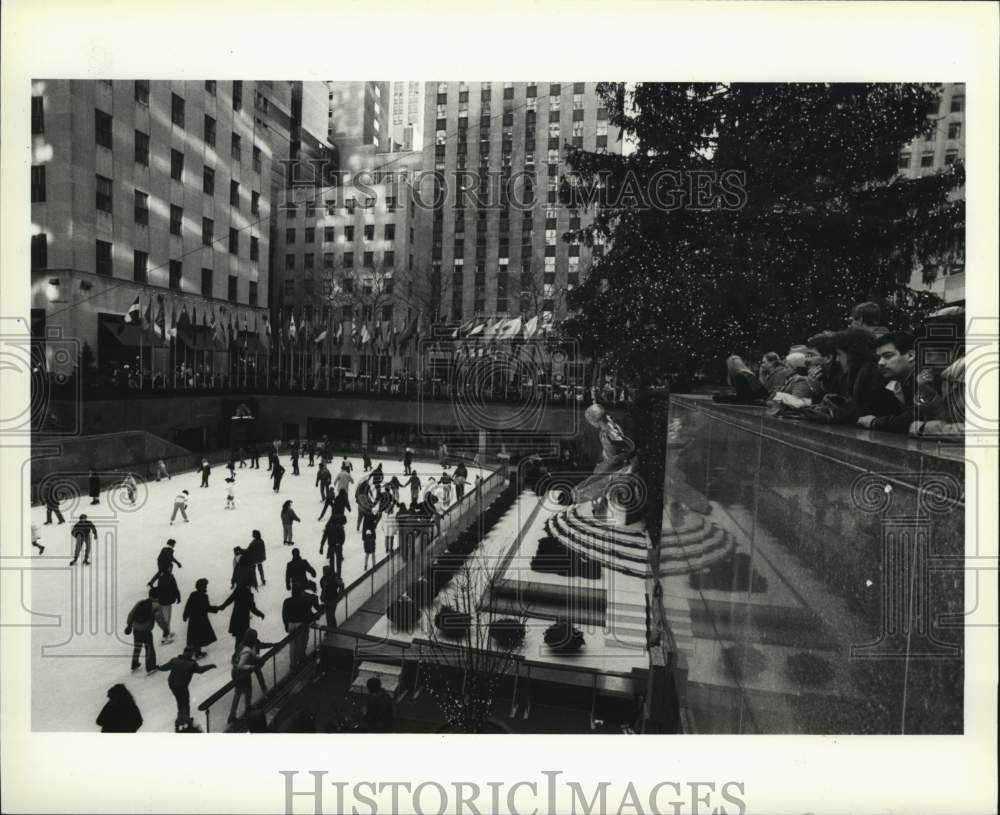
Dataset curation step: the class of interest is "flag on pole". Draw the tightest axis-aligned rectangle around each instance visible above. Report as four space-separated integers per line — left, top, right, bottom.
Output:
501 315 523 338
169 304 178 340
523 315 540 339
334 321 343 347
360 322 371 348
143 298 153 332
289 312 297 342
351 318 360 349
154 296 166 340
261 315 271 351
123 294 142 325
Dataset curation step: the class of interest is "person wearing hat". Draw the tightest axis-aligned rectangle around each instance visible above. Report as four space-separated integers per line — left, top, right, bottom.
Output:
69 514 97 566
157 647 217 730
182 578 219 659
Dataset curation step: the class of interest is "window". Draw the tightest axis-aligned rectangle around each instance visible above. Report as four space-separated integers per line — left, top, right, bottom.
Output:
200 268 213 297
920 152 935 167
202 217 214 246
364 196 376 209
305 227 315 243
205 80 216 95
344 225 354 241
324 226 335 242
130 250 147 283
129 79 149 106
364 224 375 241
285 253 295 270
253 145 261 173
31 97 44 134
31 234 48 270
249 281 258 306
171 149 184 181
304 253 314 270
135 130 150 165
950 95 964 113
385 196 397 212
304 279 315 296
286 228 296 244
284 279 295 296
134 190 149 224
204 115 216 147
171 93 185 128
251 191 260 215
232 80 243 111
898 152 911 169
230 180 240 208
169 204 183 235
229 228 239 254
344 252 354 268
95 109 112 149
31 166 46 203
166 259 181 289
363 251 374 267
96 240 113 277
324 252 334 268
384 251 396 267
345 198 356 214
231 133 242 161
228 274 238 302
203 166 215 195
948 122 962 140
96 174 113 213
945 149 959 165
381 223 395 241
597 106 608 120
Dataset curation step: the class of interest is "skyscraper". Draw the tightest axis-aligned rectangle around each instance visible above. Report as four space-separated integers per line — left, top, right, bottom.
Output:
389 81 424 152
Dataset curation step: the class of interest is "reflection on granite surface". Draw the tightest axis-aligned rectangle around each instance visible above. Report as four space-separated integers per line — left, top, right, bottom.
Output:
659 395 964 734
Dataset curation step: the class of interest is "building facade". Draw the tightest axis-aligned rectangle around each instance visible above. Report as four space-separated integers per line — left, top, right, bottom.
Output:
416 81 623 325
899 82 966 304
327 81 390 169
389 81 424 152
30 79 274 376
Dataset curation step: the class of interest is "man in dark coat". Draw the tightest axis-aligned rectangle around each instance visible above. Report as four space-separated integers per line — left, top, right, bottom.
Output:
246 530 267 586
306 439 315 467
291 442 300 476
249 442 260 469
44 484 65 524
157 647 216 729
403 448 413 476
319 515 347 576
125 589 158 672
155 539 182 575
216 584 265 651
182 577 219 658
69 514 97 566
316 462 332 501
285 548 317 592
272 461 285 493
88 469 101 505
281 584 321 669
149 568 182 644
857 331 918 434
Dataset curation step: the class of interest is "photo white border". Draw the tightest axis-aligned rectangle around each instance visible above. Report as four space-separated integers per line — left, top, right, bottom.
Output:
2 1 997 813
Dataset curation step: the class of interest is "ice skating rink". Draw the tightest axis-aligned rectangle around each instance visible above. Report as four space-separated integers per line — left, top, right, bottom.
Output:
29 452 487 732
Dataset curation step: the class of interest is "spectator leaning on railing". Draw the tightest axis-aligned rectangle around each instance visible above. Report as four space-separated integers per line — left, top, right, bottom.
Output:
856 331 917 433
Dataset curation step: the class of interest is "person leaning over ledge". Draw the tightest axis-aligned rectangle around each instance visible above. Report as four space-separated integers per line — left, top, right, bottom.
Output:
856 331 916 433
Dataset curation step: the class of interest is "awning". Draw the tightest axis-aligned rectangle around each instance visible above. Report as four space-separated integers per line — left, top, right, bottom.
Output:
100 320 166 348
178 325 217 352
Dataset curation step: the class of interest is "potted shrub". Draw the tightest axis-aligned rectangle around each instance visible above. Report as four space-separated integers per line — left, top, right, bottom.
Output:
489 618 526 649
386 594 420 631
434 604 471 639
544 619 584 653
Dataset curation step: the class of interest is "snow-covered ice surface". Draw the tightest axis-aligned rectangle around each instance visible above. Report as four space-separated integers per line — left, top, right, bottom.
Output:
29 453 487 732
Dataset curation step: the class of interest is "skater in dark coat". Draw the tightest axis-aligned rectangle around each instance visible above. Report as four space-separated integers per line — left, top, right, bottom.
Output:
44 483 66 524
216 583 265 649
387 474 401 504
355 477 373 531
291 443 300 476
403 448 413 475
227 452 237 481
70 514 98 566
319 567 345 627
156 539 182 576
371 463 384 489
271 462 285 493
280 500 301 545
318 486 351 521
88 469 101 505
246 529 267 585
319 514 347 576
231 546 258 590
182 578 218 657
200 459 211 488
157 647 216 730
404 471 421 506
285 548 317 592
362 448 372 472
249 443 260 469
306 439 316 467
96 684 142 732
316 462 332 501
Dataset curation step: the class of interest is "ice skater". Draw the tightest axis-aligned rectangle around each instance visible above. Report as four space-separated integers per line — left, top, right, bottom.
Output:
156 539 183 575
387 474 401 504
231 546 258 591
291 442 300 476
438 442 448 469
249 443 260 469
371 463 384 489
306 439 315 467
316 461 331 501
319 513 347 577
88 468 101 505
31 522 45 555
157 647 216 730
355 476 373 532
121 472 138 505
282 584 320 670
125 589 158 672
227 629 274 724
227 452 237 481
403 448 413 476
148 567 181 644
96 684 143 732
319 567 344 628
170 490 190 524
217 584 266 653
225 477 236 510
246 529 267 586
341 456 353 474
69 513 97 566
362 447 372 472
237 446 246 468
280 500 300 545
43 484 65 524
439 470 453 504
361 511 379 570
154 458 171 481
182 578 219 659
454 461 468 500
271 461 285 493
285 548 317 593
404 471 421 506
200 459 211 488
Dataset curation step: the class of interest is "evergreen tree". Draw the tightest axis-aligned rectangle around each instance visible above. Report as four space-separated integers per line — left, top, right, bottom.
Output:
562 82 964 386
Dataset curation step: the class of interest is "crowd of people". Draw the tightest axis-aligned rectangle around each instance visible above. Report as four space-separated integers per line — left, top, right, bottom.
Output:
80 439 482 732
716 302 965 439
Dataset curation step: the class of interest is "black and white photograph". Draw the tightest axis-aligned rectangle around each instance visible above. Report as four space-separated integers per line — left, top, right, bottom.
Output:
2 2 997 815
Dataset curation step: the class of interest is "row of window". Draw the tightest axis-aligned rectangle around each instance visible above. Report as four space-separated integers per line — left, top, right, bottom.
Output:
284 224 396 244
899 149 962 169
287 250 396 270
58 237 260 303
436 82 587 101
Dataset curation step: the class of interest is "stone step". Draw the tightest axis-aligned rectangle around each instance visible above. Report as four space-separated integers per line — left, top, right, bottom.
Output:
602 633 647 650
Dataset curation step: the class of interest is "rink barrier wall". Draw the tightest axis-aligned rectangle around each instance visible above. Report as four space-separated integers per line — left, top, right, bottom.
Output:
197 465 508 732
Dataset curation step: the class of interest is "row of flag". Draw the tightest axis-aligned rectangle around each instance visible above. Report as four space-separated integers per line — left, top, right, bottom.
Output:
122 293 269 351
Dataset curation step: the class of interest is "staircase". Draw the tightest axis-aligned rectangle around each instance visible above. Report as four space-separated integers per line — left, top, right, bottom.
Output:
603 593 648 650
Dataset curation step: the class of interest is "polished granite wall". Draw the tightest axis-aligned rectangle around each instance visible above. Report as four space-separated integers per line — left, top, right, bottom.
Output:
660 395 964 734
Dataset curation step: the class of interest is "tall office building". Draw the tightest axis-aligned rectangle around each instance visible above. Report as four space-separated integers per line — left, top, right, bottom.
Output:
30 79 274 375
389 81 424 152
416 81 623 326
899 82 966 304
327 81 390 171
